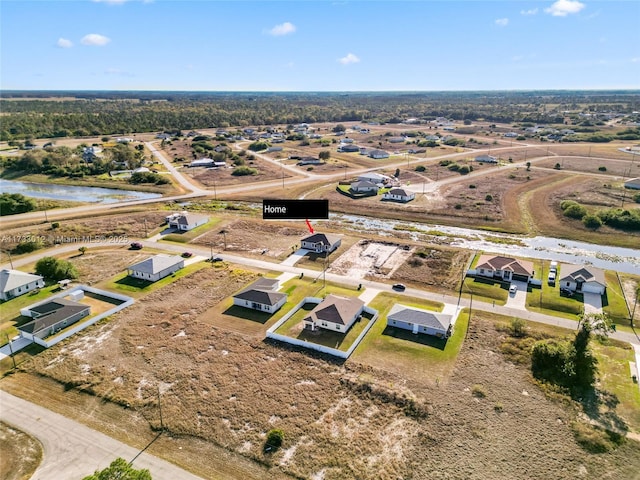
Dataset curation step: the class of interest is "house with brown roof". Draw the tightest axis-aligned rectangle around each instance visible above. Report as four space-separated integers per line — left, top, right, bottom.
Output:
559 264 606 295
382 188 415 203
232 277 287 313
301 233 342 254
303 295 365 333
475 255 535 283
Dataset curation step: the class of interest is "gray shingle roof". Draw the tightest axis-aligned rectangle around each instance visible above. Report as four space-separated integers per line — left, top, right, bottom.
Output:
0 269 43 295
387 304 452 331
128 255 184 275
302 233 341 247
20 299 90 335
233 278 285 306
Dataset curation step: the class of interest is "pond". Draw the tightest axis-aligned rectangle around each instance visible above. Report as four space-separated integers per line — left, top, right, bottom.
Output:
0 178 162 204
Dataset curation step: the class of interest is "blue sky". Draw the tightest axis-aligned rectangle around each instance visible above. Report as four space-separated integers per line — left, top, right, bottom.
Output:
1 0 639 91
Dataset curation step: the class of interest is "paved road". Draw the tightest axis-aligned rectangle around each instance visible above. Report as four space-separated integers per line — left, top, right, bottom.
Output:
0 390 203 480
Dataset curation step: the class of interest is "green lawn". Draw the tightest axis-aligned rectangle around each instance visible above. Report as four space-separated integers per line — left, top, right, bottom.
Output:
97 262 207 298
603 271 632 324
462 276 508 305
0 284 61 346
526 261 584 319
351 292 466 383
161 218 221 243
592 340 640 434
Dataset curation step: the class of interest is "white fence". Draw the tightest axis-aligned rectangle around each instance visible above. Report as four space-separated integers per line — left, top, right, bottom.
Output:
23 285 134 348
266 297 379 359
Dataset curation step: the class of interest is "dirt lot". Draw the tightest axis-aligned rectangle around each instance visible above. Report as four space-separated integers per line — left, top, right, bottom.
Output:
535 156 640 178
391 245 472 293
190 218 308 261
0 421 42 480
7 274 640 479
329 240 413 279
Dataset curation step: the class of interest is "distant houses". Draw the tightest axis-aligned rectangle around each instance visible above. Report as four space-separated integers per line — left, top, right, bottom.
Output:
127 254 185 282
1 269 45 301
475 154 498 163
302 294 365 333
232 277 287 314
166 212 209 231
357 172 390 185
338 144 360 153
368 149 390 159
382 188 415 203
350 180 379 194
189 158 226 168
624 177 640 190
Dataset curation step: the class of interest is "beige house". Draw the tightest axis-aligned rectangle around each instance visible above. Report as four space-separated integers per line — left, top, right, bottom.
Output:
475 255 534 283
303 295 365 333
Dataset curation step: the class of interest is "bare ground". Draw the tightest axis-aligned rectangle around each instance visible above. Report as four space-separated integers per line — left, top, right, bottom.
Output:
0 421 42 480
5 264 640 479
329 240 413 279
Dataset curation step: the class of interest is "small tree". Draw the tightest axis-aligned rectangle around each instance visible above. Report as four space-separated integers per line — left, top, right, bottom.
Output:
35 256 78 281
526 161 531 171
264 429 285 452
582 214 603 230
319 150 331 161
82 457 151 480
79 246 87 255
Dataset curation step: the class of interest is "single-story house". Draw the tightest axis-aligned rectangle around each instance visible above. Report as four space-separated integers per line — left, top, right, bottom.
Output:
475 154 498 163
387 304 453 338
127 254 185 282
0 269 45 301
166 212 209 231
19 297 90 341
190 158 215 168
624 177 640 190
350 180 379 194
368 149 390 159
559 264 606 295
267 146 283 152
357 172 390 185
359 147 372 156
475 255 534 283
503 132 519 138
338 144 360 153
340 137 354 144
82 146 102 163
297 157 324 166
382 188 415 203
232 277 287 314
388 137 406 144
301 233 342 254
303 295 365 333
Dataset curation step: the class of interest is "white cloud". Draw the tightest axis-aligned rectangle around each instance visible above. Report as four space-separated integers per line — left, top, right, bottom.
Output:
81 34 111 46
338 53 360 65
545 0 585 17
268 22 296 36
495 18 509 27
56 38 73 48
520 8 538 15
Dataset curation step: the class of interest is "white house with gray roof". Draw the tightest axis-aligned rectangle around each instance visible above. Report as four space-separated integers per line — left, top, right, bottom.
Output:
166 212 209 231
0 269 45 301
559 264 606 295
301 233 342 254
387 304 453 338
127 255 184 282
232 277 287 314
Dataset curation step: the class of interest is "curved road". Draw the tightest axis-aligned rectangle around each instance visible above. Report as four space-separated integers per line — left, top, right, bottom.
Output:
0 390 203 480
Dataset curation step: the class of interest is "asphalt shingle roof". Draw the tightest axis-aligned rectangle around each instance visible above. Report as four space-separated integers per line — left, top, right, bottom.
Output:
0 269 43 295
128 255 184 275
387 304 452 331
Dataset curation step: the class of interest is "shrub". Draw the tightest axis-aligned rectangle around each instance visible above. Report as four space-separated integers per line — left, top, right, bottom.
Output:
571 421 625 453
598 166 607 172
415 165 426 172
582 214 603 230
232 166 258 176
35 256 78 280
597 208 640 231
563 204 587 219
454 204 462 210
439 159 451 166
447 163 460 171
471 384 487 398
130 172 170 185
264 429 285 452
485 194 493 201
248 141 269 152
508 318 528 337
51 222 60 229
458 166 470 175
0 193 36 216
469 184 476 189
634 193 640 203
14 240 44 254
554 163 562 170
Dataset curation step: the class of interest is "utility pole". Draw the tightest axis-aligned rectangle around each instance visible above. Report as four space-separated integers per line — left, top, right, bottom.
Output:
631 288 639 326
157 385 164 431
143 218 148 238
5 334 16 369
213 179 217 201
6 251 14 269
43 208 48 223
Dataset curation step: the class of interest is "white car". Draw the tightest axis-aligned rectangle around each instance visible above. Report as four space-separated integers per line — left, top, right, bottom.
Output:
509 285 518 294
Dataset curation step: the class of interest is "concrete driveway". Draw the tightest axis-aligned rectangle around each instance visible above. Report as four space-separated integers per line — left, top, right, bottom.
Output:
583 292 603 314
505 280 529 310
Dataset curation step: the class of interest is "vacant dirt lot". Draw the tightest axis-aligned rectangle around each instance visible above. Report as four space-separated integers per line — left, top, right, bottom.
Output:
535 156 639 178
392 245 472 293
329 240 413 279
7 263 640 479
0 421 42 480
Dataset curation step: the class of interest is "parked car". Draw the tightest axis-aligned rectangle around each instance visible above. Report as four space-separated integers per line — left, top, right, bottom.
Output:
392 283 406 291
182 251 193 258
509 284 518 294
130 242 143 250
560 287 574 297
547 272 556 285
211 256 223 262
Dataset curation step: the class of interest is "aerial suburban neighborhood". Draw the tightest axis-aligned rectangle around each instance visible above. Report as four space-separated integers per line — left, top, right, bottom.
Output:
1 1 640 479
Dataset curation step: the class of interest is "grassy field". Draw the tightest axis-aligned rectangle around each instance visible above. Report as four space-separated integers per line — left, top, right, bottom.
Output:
351 292 461 384
526 261 584 319
0 421 42 480
603 271 632 324
97 261 208 298
161 218 222 243
462 276 509 305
